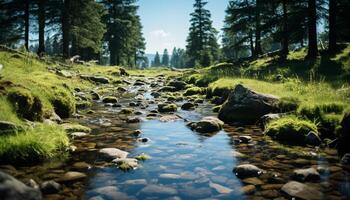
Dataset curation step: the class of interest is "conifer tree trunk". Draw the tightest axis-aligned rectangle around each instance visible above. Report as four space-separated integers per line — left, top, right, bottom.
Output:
62 0 70 58
254 0 262 57
328 0 337 53
24 0 29 50
281 0 289 60
307 0 318 58
37 0 45 55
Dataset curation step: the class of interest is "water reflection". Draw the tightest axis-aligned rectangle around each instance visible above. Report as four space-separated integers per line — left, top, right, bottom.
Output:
84 120 245 200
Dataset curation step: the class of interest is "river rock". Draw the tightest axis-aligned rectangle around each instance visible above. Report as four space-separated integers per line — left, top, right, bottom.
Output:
209 182 233 194
80 75 110 84
218 84 279 123
102 96 118 103
305 131 322 146
0 120 19 135
242 177 264 185
112 158 138 170
117 87 127 92
126 117 141 123
233 164 264 178
140 184 177 196
259 113 283 128
40 181 61 194
137 137 150 143
158 86 176 92
70 132 88 138
293 168 320 182
241 185 256 194
167 81 187 91
0 171 42 200
181 102 195 110
72 162 91 170
90 91 100 100
160 115 181 122
281 181 323 200
151 92 161 98
56 171 87 183
187 117 224 133
158 103 177 113
239 136 252 144
99 148 128 161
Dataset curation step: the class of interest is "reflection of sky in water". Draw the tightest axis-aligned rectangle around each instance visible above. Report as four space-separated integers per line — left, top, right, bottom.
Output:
85 120 245 200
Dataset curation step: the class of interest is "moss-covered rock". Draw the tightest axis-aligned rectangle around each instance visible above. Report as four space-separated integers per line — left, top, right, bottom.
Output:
102 96 118 104
158 103 177 113
167 81 187 91
264 116 319 146
120 108 134 115
183 87 203 96
7 88 44 121
275 97 301 112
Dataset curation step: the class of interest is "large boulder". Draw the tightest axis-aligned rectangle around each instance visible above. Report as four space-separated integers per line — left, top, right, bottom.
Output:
218 84 279 123
187 117 224 133
0 171 42 200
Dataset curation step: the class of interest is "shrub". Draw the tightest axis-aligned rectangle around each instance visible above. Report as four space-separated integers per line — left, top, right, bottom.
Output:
264 116 319 145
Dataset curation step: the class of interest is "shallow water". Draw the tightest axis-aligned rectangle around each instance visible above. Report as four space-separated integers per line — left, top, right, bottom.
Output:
85 120 245 200
3 76 350 200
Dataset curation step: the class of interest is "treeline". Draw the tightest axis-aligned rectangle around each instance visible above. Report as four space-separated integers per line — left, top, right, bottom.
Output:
222 0 350 61
0 0 146 67
182 0 350 67
151 48 186 68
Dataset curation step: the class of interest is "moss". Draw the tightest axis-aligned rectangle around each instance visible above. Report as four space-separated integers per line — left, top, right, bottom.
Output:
264 116 319 145
76 100 92 109
120 108 134 114
118 162 133 171
7 87 44 121
158 103 177 113
184 87 203 96
135 153 151 161
0 124 69 164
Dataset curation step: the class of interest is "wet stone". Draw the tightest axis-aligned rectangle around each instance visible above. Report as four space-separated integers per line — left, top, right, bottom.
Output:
209 182 233 194
242 177 264 185
98 148 128 161
72 162 91 170
56 171 87 183
241 185 256 194
293 168 321 182
239 136 252 143
40 181 61 194
233 164 264 178
139 184 178 196
126 117 141 123
281 181 323 200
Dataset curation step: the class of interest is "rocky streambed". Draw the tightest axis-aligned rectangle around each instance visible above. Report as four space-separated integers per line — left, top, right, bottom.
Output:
1 74 350 200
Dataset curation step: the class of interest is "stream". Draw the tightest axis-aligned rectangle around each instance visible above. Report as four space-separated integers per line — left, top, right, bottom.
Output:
3 75 350 200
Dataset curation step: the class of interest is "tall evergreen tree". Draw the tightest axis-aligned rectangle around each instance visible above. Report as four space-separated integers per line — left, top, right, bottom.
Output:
186 0 219 67
152 51 161 67
162 49 170 66
328 0 336 53
102 0 145 67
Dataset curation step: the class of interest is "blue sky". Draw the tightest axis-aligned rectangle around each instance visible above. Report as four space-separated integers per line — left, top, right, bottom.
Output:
138 0 229 54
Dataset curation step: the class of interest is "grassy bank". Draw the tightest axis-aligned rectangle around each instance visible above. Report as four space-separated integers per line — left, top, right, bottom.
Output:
0 50 95 163
183 46 350 143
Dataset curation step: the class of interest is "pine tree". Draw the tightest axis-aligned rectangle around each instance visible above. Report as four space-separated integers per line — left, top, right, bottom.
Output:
170 47 178 68
162 49 170 66
152 52 161 67
186 0 219 67
102 0 145 66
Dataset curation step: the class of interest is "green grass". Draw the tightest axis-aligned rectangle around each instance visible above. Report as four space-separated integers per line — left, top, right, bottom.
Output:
0 124 69 164
264 116 319 145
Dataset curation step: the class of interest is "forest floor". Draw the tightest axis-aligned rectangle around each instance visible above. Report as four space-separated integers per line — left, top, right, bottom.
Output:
0 48 349 199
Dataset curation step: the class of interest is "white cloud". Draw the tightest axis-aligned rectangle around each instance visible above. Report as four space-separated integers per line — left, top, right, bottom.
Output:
150 29 170 38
